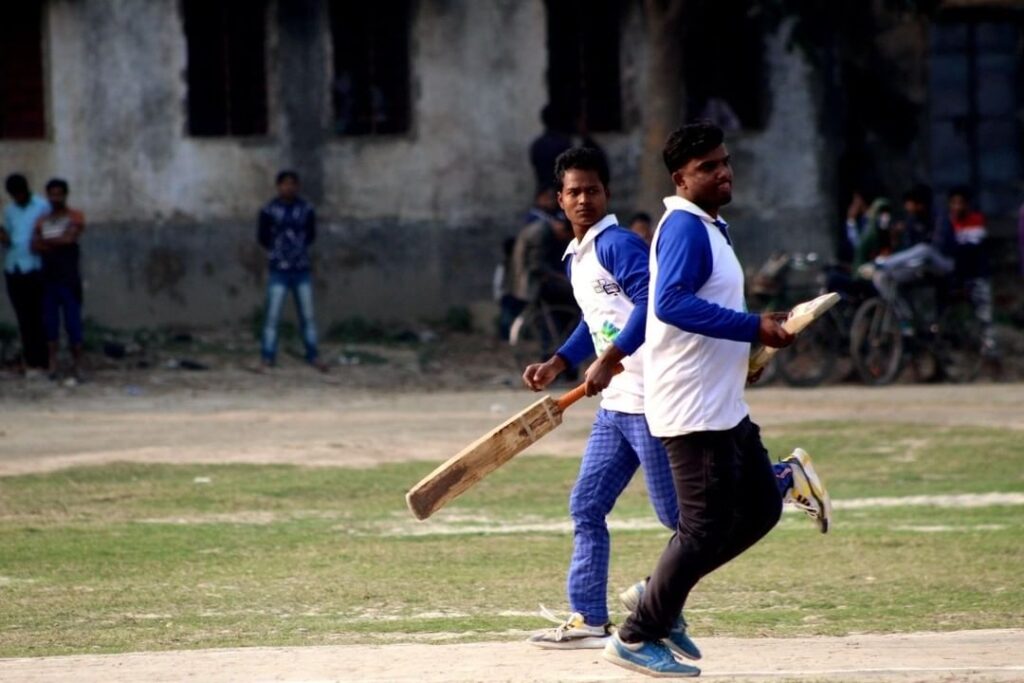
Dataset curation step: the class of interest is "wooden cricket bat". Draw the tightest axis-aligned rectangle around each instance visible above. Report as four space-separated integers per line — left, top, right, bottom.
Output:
406 374 614 521
749 292 840 372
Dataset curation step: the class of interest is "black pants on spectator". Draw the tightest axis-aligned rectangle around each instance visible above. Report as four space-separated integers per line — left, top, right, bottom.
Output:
5 270 49 369
618 416 782 642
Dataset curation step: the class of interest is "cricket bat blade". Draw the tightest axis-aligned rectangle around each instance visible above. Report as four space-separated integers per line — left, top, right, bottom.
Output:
749 292 841 372
406 396 564 520
404 367 621 520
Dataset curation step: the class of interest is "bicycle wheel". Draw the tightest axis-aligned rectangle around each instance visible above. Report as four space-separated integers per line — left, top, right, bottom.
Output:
777 314 839 387
509 304 583 368
850 297 903 385
934 301 983 383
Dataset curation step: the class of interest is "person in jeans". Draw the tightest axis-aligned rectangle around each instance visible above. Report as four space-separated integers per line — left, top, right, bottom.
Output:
1 174 49 373
604 122 828 677
31 178 85 381
257 170 326 371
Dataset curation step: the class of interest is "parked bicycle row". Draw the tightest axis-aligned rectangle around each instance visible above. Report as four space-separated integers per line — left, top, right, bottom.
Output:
748 250 990 388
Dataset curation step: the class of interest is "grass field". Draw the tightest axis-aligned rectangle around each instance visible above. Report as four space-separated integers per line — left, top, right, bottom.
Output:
1 421 1023 658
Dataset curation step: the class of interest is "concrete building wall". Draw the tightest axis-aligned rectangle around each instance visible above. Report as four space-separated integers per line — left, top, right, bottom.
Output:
725 25 833 267
0 0 829 331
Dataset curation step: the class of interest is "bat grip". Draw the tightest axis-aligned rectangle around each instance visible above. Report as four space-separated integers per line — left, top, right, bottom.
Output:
555 363 624 412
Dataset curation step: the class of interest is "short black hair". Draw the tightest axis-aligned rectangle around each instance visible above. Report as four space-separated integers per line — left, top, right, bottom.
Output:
902 184 932 206
541 103 572 131
948 184 972 202
662 121 725 174
45 178 69 193
276 170 299 185
629 212 652 225
5 173 29 196
554 147 610 189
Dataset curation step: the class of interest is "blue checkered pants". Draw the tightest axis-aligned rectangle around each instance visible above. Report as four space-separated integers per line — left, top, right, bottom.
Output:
567 409 795 625
567 408 677 625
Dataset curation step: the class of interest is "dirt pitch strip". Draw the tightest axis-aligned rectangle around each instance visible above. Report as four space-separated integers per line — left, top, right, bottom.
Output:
2 629 1023 682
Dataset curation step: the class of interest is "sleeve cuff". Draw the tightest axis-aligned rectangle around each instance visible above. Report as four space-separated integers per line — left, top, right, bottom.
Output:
746 313 761 343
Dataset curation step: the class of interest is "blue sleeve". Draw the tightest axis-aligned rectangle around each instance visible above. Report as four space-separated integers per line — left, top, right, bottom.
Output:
555 320 593 368
594 228 649 355
653 213 760 342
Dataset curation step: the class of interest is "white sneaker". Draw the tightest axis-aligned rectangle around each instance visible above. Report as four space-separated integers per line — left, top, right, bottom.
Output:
527 606 611 649
783 448 832 533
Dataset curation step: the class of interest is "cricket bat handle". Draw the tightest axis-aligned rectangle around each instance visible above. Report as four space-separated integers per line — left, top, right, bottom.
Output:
555 363 624 411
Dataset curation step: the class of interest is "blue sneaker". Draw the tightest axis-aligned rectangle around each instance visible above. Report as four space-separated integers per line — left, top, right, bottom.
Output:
603 633 701 678
619 580 702 661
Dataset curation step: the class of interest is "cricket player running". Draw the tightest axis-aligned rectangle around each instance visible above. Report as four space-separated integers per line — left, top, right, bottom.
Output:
603 122 829 677
523 147 831 654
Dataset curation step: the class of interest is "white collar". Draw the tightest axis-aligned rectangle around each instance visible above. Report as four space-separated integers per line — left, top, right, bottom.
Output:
563 214 619 258
663 196 726 227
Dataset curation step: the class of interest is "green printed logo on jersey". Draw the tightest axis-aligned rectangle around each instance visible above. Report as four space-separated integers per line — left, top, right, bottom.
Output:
591 320 621 353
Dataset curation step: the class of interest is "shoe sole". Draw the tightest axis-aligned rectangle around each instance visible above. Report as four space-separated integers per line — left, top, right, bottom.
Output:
788 452 831 533
528 635 609 650
602 649 701 678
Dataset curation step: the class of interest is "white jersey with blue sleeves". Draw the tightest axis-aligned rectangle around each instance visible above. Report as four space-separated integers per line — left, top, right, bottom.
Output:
557 214 649 414
644 196 761 437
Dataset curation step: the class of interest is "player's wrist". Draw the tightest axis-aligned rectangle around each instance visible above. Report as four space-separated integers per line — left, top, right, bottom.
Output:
549 354 569 372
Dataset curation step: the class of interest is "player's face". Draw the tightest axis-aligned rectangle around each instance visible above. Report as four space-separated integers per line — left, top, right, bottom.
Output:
46 186 67 210
277 177 299 202
949 194 968 219
558 169 608 230
674 144 733 214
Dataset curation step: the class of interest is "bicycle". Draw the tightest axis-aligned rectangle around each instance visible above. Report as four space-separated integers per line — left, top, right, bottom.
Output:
508 298 583 370
749 251 849 387
849 279 983 386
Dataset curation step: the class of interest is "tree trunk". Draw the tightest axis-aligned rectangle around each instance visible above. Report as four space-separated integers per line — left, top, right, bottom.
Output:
637 0 686 217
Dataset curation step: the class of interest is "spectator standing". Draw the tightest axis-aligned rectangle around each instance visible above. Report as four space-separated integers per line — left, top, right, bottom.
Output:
1 174 49 373
257 171 326 371
31 178 85 382
529 105 574 192
936 186 996 356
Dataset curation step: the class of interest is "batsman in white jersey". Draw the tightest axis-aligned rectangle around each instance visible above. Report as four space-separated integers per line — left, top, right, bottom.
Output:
604 123 832 678
522 148 679 650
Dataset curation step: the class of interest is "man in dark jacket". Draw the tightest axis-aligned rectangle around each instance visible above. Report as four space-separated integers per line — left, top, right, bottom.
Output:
257 170 326 371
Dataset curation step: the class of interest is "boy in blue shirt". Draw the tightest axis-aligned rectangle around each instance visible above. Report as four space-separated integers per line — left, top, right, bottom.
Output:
1 174 49 372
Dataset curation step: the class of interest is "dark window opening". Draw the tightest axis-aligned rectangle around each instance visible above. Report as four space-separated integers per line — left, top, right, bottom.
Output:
183 0 268 137
0 1 45 139
545 0 623 133
684 2 767 132
929 12 1023 217
329 1 411 136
